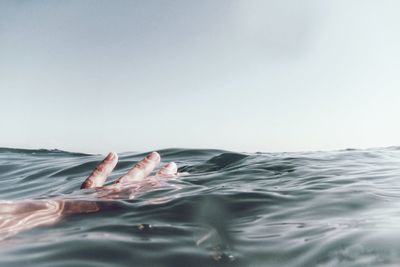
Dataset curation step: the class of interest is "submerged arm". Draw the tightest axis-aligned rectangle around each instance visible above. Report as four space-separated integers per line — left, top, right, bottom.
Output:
0 152 179 240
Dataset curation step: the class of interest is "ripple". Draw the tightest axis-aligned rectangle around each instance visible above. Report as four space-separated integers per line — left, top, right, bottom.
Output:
1 147 400 266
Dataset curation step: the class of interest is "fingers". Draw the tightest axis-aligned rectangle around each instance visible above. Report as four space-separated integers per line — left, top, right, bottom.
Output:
81 152 118 189
114 151 160 185
156 162 178 178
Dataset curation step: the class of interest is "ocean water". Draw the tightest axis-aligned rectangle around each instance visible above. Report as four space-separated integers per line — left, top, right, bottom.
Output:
1 147 400 267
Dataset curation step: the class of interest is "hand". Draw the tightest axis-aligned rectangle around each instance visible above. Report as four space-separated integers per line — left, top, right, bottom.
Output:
80 151 179 198
0 151 180 240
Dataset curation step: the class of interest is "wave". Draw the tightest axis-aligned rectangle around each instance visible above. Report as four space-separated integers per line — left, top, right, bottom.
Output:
1 146 400 266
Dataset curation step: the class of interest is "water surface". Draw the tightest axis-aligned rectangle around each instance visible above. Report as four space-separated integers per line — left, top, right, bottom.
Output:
1 147 400 266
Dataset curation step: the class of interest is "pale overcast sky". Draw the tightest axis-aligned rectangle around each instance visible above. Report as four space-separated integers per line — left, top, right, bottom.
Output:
0 0 399 153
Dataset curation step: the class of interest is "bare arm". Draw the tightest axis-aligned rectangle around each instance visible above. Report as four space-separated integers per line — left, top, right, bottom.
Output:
0 152 179 240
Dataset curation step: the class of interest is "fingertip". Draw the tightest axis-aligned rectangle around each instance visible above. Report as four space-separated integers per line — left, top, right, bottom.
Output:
107 151 118 161
157 162 178 178
147 151 160 161
165 162 177 169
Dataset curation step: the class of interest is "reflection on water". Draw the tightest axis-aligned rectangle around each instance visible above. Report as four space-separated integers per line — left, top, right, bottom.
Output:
1 147 400 266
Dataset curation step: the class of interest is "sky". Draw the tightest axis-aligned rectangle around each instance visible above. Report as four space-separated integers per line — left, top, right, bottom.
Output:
0 0 399 154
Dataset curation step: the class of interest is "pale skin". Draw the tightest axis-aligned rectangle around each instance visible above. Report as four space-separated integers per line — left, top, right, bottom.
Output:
0 151 180 240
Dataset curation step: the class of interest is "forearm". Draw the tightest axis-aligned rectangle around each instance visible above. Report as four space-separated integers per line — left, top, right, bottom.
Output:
0 199 65 240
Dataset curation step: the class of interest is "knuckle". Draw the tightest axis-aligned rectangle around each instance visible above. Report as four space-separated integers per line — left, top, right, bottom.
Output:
135 161 146 170
81 179 93 189
94 164 105 174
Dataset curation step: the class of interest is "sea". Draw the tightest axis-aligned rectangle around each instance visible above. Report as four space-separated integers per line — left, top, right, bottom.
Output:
1 147 400 267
